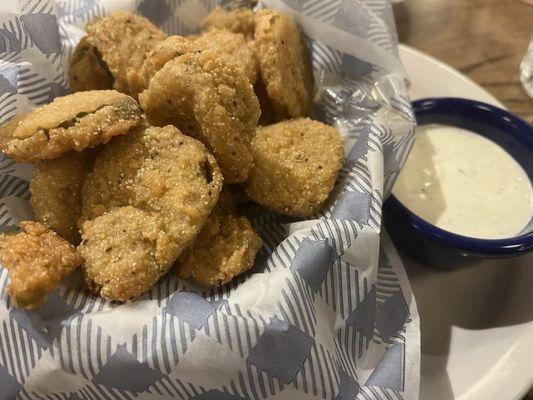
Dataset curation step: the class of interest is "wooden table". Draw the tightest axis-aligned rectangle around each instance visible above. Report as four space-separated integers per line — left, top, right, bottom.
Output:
393 0 533 123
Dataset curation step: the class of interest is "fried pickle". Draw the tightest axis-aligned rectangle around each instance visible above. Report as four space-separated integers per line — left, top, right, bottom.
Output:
246 118 344 217
79 125 223 301
195 29 258 83
69 11 167 94
129 29 257 97
127 35 198 97
139 50 260 183
0 90 142 163
30 151 95 244
80 207 174 301
0 221 82 309
254 9 314 118
201 7 256 40
177 189 262 286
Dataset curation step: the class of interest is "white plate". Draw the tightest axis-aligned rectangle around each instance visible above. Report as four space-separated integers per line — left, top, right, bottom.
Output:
396 44 533 400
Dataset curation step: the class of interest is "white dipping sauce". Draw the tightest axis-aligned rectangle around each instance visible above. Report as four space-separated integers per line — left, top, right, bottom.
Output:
393 124 533 239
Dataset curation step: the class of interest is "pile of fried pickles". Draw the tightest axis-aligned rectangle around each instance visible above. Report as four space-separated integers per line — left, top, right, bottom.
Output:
0 8 344 309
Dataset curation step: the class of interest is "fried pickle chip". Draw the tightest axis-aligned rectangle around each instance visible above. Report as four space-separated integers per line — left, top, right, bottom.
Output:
80 207 174 301
79 125 223 301
127 35 197 97
0 90 142 163
129 30 257 97
0 221 82 309
254 9 314 118
139 51 260 183
177 190 262 286
30 151 95 244
201 7 256 40
69 11 167 94
246 118 344 217
194 29 258 83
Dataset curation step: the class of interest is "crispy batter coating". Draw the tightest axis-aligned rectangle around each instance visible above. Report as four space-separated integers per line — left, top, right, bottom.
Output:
0 221 82 309
201 7 256 40
30 151 95 244
139 50 260 183
177 191 262 286
69 11 167 94
0 90 142 163
194 29 258 84
129 30 257 97
80 207 174 301
246 118 344 217
79 125 223 301
254 9 314 118
79 128 144 224
127 35 197 97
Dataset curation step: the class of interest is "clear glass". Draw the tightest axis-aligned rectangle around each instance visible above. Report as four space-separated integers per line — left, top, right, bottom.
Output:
519 38 533 99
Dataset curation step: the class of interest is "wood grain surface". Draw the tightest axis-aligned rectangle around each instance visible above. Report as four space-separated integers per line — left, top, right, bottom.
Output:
393 0 533 123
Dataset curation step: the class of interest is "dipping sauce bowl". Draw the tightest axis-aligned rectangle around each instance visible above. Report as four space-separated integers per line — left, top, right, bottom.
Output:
384 97 533 265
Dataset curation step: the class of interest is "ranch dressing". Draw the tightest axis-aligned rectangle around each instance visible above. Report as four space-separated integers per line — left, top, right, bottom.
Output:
393 124 533 239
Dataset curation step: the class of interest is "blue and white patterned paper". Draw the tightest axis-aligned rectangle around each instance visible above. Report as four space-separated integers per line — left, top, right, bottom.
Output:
0 1 419 399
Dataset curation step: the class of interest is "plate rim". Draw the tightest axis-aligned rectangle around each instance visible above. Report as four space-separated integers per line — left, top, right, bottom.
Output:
398 44 505 108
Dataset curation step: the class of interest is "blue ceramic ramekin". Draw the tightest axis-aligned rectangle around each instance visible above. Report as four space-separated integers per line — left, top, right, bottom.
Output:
384 97 533 263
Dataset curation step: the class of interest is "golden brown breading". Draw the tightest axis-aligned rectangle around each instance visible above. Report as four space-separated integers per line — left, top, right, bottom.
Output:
139 50 260 183
69 11 167 94
246 118 344 217
127 35 198 97
177 193 262 286
201 7 256 40
30 151 95 244
79 125 223 301
0 90 142 163
129 30 257 97
254 9 314 118
80 207 174 301
0 221 82 309
194 29 258 83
